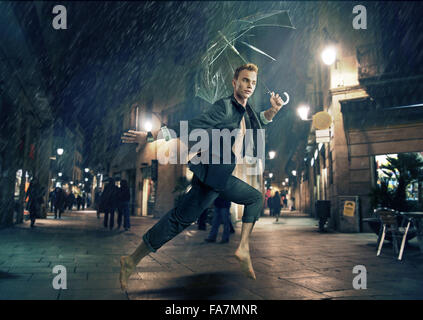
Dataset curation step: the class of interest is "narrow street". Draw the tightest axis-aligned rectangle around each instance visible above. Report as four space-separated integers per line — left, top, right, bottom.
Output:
1 210 422 300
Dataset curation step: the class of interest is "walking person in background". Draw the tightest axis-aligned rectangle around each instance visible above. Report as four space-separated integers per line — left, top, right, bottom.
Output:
67 192 75 210
53 186 66 219
100 178 119 230
76 194 82 210
272 191 282 222
268 192 274 217
117 179 131 231
49 190 54 212
81 193 86 210
205 196 232 244
94 188 102 219
26 178 44 228
283 194 288 209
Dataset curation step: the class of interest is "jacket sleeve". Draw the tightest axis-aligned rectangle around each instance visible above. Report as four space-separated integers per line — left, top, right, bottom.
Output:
160 100 228 141
258 110 272 127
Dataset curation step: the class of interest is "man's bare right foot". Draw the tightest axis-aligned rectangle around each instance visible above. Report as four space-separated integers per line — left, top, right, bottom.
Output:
234 248 256 280
120 256 136 290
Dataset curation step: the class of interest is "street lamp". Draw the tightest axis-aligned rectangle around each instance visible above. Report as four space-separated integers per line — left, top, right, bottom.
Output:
285 178 289 183
292 170 297 176
321 46 337 66
84 168 89 173
144 120 153 132
269 173 273 179
297 105 310 121
57 148 64 155
268 150 276 159
58 172 62 177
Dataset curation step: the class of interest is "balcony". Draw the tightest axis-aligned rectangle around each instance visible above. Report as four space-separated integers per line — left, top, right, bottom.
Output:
357 43 423 82
356 43 385 81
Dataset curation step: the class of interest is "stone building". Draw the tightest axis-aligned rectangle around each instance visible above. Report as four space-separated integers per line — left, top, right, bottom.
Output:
289 2 423 232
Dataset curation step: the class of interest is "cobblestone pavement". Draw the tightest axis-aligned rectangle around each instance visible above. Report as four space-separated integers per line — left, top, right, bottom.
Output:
0 209 422 300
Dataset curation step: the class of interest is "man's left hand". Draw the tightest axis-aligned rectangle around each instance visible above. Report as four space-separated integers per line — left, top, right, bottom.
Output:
270 92 284 112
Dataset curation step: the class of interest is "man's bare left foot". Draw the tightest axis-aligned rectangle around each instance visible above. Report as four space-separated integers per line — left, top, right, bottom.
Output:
120 256 136 290
234 248 256 280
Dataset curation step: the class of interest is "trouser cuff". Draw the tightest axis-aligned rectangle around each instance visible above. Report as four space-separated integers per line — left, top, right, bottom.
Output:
142 233 157 253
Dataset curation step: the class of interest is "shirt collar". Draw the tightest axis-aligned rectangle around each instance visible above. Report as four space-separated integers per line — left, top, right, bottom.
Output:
230 94 248 114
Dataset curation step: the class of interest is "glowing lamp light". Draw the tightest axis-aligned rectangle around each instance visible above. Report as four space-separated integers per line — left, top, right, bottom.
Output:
285 178 289 183
269 173 273 178
57 148 64 155
84 168 89 173
297 105 310 121
85 178 88 182
321 46 337 65
268 151 276 159
144 121 153 132
292 170 297 176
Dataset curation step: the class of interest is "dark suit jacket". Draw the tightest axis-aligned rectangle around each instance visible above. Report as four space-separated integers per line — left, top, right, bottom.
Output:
167 94 269 191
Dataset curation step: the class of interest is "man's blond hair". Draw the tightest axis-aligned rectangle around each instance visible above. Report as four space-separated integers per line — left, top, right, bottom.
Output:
233 63 259 80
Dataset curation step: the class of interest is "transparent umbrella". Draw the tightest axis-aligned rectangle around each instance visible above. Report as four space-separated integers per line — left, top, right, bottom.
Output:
195 10 295 105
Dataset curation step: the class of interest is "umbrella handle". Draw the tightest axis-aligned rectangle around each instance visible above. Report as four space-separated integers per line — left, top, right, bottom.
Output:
267 91 289 106
281 92 289 106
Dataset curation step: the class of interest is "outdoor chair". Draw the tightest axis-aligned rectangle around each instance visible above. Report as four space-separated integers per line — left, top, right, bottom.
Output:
374 208 411 260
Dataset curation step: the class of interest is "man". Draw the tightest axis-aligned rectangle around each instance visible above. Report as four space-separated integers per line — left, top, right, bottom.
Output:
119 63 285 290
100 178 119 230
53 186 66 219
26 178 44 228
205 196 232 244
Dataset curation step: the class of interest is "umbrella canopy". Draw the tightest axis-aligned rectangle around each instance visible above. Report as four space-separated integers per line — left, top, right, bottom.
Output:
195 10 295 105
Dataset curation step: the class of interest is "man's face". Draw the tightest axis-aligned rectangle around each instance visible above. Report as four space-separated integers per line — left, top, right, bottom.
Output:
232 69 257 100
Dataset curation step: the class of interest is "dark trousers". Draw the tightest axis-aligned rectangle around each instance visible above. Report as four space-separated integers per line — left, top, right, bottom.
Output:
54 205 63 218
104 208 115 229
197 209 209 230
143 174 263 252
208 207 231 242
117 202 130 229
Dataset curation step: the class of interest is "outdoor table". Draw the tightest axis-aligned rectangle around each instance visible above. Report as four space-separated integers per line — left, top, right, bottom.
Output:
400 212 423 253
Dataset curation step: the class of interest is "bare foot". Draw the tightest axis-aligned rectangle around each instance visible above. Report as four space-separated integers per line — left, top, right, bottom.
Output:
235 248 256 280
120 256 135 290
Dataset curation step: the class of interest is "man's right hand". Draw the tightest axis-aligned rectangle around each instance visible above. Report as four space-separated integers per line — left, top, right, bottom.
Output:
121 130 147 152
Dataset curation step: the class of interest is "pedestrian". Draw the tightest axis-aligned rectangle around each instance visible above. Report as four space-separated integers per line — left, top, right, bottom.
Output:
100 178 119 230
67 192 75 210
205 196 232 244
197 208 209 230
53 187 66 219
268 193 274 216
94 188 102 219
291 196 296 211
81 193 86 210
265 188 272 209
26 177 44 228
119 63 286 289
49 190 54 212
272 191 282 222
283 194 288 209
76 194 82 210
117 179 131 231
